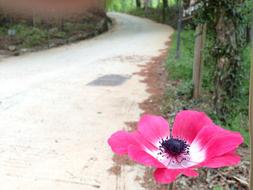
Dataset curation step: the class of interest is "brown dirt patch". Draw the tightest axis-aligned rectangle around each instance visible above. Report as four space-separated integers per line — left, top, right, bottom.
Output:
108 155 135 176
108 39 172 189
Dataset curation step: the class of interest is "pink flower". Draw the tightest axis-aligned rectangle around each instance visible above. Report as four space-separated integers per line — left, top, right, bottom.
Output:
108 110 243 184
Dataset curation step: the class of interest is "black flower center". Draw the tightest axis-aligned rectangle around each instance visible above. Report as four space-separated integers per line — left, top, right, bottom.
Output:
160 138 189 156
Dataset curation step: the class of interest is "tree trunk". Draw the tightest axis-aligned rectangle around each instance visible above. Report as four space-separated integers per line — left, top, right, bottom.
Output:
136 0 141 8
193 24 204 99
249 24 253 190
163 0 168 7
175 0 183 59
144 0 149 16
162 0 168 23
213 10 238 116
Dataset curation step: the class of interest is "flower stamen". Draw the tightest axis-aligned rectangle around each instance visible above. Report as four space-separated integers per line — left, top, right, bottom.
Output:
158 137 190 167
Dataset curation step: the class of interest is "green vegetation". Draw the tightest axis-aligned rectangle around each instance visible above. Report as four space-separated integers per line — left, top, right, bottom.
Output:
195 0 252 119
127 6 178 27
166 30 195 81
106 0 179 28
0 22 98 49
122 1 250 145
0 24 47 48
128 8 163 22
8 24 48 48
213 186 223 190
0 14 107 52
162 29 250 145
106 0 176 12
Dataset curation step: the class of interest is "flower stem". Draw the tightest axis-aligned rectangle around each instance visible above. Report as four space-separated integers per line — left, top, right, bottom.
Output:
249 29 253 190
168 183 174 190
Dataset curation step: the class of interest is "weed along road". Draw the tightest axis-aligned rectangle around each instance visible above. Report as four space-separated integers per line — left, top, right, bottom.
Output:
0 13 173 190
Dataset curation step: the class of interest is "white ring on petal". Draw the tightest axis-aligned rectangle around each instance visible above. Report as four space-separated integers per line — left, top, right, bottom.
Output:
144 140 206 169
189 141 206 164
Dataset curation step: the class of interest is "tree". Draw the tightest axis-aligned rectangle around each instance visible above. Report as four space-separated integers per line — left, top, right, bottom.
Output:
162 0 168 22
196 0 248 117
214 7 239 116
136 0 141 8
144 0 150 16
249 20 253 190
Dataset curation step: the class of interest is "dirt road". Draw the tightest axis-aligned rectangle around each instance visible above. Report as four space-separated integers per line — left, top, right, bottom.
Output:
0 13 173 190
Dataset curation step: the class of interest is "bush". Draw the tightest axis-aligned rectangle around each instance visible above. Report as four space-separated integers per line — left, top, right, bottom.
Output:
16 26 48 47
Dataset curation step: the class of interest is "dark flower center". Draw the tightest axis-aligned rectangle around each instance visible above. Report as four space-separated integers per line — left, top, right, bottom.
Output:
160 138 189 156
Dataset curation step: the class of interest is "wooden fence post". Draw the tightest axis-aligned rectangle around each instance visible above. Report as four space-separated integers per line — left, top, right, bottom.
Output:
175 0 183 59
193 24 205 99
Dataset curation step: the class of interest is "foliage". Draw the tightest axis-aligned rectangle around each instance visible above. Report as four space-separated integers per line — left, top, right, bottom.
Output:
212 186 223 190
15 25 48 47
107 0 252 146
106 0 179 28
106 0 176 12
0 18 101 49
163 30 250 145
128 5 178 28
106 0 138 12
195 0 252 117
166 30 195 81
128 8 162 22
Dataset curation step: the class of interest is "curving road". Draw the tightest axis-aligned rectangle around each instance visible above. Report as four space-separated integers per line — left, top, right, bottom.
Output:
0 13 173 190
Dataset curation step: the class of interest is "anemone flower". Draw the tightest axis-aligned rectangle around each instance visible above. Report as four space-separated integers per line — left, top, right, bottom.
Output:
108 110 243 184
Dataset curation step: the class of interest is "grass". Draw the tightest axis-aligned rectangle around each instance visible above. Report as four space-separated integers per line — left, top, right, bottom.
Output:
127 7 178 28
212 186 223 190
0 24 52 48
166 30 195 81
0 19 100 50
162 29 251 145
14 25 48 48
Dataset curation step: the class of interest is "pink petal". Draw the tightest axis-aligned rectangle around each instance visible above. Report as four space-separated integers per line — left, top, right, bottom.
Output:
172 110 213 143
108 131 135 155
138 115 170 146
131 131 158 151
203 129 243 159
154 168 181 184
182 169 199 177
154 168 198 184
128 145 164 168
191 124 224 148
108 131 162 167
202 151 241 168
